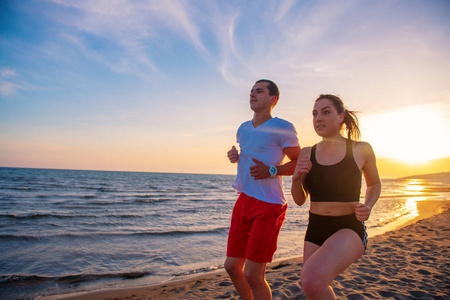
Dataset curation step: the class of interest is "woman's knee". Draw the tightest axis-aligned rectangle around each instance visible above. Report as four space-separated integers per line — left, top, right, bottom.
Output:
301 266 328 296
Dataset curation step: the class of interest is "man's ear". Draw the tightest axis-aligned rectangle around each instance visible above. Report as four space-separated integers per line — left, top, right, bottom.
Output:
271 96 278 107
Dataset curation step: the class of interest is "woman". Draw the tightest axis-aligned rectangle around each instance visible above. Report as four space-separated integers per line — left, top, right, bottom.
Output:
291 94 381 299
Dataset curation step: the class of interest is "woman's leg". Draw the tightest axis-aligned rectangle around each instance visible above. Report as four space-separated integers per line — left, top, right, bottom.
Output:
303 241 320 264
301 229 365 300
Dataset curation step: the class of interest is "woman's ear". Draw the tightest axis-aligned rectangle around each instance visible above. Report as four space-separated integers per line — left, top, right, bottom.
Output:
339 112 345 124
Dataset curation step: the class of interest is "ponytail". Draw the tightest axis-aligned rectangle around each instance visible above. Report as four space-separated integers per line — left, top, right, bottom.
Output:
343 108 360 141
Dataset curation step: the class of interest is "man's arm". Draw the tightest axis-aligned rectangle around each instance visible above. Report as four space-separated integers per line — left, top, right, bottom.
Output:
277 146 301 175
250 146 300 180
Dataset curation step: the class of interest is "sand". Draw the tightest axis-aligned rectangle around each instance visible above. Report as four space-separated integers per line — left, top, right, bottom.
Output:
42 200 450 300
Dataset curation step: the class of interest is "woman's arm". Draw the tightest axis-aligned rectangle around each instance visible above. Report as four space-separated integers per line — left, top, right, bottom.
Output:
355 142 381 221
291 147 312 206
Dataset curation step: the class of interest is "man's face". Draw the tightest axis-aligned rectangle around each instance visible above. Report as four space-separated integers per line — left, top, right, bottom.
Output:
249 82 275 112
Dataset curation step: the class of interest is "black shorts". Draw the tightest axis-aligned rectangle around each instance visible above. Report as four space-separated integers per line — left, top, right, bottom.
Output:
305 212 367 249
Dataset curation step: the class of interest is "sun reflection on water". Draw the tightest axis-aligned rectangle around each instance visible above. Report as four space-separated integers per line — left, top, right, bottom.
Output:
403 179 429 218
405 180 424 193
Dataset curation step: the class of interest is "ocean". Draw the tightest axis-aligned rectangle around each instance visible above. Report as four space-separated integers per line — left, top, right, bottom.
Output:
0 167 449 300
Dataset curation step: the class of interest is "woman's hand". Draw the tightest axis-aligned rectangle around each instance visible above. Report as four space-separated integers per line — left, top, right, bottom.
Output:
292 156 312 182
355 203 371 221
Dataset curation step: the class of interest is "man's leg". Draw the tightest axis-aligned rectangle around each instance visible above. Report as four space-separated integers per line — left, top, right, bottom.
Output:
244 259 271 300
239 200 285 300
224 257 253 300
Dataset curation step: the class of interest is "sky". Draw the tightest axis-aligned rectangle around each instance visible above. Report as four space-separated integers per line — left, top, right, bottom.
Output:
1 0 449 178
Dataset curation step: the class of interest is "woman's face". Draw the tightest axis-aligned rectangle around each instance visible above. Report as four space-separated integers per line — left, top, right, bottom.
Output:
312 98 344 137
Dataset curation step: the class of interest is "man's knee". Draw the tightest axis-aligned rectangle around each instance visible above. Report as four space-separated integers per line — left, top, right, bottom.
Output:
243 265 268 290
243 270 260 289
224 257 244 277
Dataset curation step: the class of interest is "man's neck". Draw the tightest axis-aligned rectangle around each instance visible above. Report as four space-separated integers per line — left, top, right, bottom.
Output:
252 111 273 128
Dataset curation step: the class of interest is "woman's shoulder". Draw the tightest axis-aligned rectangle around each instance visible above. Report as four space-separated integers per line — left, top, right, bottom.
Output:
352 140 372 149
352 141 375 158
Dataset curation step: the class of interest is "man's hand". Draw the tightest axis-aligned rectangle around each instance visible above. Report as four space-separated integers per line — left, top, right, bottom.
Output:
227 146 239 163
250 158 270 180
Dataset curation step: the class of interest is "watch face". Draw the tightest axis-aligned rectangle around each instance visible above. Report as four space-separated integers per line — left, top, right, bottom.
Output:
270 166 277 175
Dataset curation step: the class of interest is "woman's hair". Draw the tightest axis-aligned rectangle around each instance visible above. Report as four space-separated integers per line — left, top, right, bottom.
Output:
315 94 361 140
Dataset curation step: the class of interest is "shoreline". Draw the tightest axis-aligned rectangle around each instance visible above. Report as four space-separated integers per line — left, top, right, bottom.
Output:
41 199 450 300
366 199 448 238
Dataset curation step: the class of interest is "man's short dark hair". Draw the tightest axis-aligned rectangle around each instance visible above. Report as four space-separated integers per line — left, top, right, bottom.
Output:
256 79 280 101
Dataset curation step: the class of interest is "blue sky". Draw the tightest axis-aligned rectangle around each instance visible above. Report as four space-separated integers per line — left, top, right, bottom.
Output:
1 0 449 176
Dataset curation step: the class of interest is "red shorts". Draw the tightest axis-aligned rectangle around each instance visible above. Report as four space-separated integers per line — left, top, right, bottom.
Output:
226 193 287 263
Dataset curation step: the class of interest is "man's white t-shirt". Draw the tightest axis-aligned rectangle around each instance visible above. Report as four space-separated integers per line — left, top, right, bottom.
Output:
232 117 299 205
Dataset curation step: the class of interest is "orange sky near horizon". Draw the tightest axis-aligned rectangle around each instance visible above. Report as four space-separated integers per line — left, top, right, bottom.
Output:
1 137 449 179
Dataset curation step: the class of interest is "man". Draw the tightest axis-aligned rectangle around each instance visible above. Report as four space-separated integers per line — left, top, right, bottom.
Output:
225 79 300 299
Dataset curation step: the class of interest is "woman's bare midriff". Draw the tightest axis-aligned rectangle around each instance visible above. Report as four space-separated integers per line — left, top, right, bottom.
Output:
310 201 359 216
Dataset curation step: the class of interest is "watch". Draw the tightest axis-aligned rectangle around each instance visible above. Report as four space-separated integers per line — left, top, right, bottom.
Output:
269 165 277 178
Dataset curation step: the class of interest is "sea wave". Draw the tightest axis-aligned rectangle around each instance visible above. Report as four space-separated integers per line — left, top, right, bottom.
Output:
0 227 229 241
0 234 38 241
368 210 413 228
132 198 172 204
0 271 151 285
172 265 221 277
129 227 228 237
1 213 76 220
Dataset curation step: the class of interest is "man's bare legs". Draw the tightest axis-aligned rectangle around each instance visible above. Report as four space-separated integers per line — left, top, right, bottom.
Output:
225 257 252 299
224 257 271 300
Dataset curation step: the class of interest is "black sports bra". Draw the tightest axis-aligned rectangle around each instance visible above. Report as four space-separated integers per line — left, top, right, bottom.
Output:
305 139 362 203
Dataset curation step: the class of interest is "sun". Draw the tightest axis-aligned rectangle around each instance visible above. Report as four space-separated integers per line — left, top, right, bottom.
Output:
361 105 450 164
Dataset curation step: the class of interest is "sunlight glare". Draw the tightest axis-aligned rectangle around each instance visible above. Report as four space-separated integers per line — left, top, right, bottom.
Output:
361 106 450 164
403 180 427 218
405 180 424 193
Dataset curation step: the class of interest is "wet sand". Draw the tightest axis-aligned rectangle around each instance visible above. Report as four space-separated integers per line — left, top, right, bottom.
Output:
42 200 450 299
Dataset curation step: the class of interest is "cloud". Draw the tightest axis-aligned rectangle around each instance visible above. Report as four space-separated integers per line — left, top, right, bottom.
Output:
1 68 17 78
0 68 21 96
190 1 363 89
17 1 360 88
6 0 450 101
0 80 18 96
44 0 207 80
273 0 298 21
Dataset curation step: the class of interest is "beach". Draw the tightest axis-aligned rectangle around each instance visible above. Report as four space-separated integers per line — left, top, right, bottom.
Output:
42 200 450 300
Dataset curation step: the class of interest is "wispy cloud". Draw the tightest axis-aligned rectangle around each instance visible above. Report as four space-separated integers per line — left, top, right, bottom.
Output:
1 68 17 78
4 0 450 104
201 1 355 87
0 68 22 96
273 0 298 21
43 0 208 80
